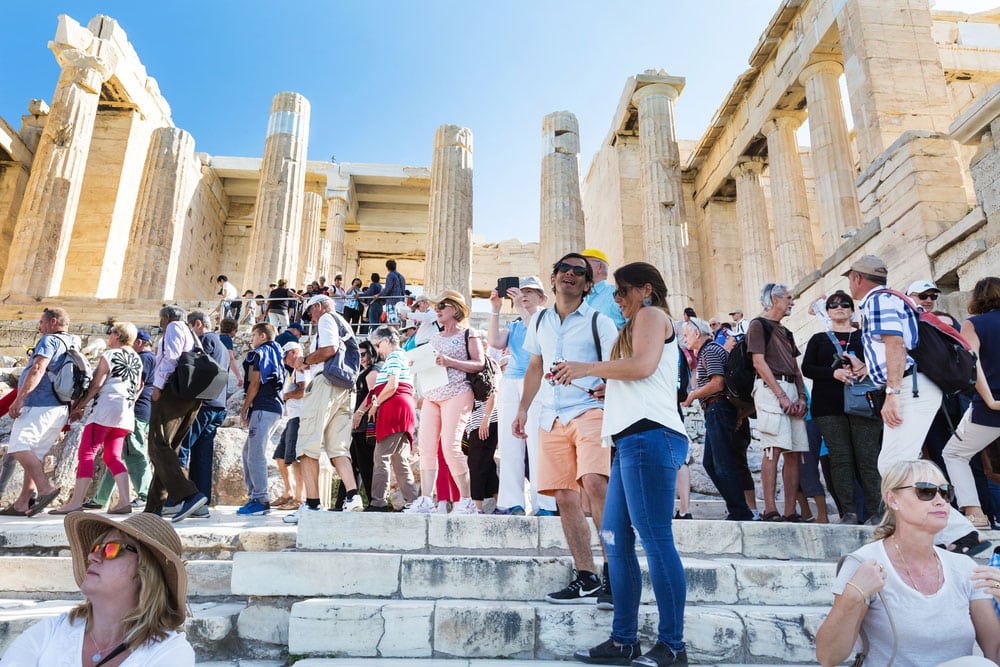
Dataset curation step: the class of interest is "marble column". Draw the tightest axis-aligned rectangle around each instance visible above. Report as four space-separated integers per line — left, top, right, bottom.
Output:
2 48 113 296
243 92 310 291
317 238 332 281
539 111 586 277
298 192 322 286
632 80 691 315
732 158 774 315
761 114 816 284
325 194 347 277
424 124 473 300
120 127 198 300
799 60 862 254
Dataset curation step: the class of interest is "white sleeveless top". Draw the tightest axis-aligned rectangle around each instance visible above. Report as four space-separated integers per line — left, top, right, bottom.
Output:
601 332 686 439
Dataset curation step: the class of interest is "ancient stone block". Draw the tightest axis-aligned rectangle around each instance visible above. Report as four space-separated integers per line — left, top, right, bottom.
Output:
433 600 534 658
400 555 570 600
289 599 433 657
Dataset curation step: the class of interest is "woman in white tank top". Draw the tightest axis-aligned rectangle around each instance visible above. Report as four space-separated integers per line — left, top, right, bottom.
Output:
552 262 688 667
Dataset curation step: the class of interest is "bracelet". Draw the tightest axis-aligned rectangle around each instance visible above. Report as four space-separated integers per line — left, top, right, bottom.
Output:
845 582 870 606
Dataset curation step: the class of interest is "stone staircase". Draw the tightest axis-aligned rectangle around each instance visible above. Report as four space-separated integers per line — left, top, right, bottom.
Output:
0 508 995 664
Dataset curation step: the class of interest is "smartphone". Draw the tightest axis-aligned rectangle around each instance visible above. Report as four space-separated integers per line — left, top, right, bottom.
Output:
497 276 519 296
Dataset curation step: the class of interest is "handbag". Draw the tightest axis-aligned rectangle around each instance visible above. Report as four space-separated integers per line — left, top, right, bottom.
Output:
824 331 880 420
322 311 361 389
464 329 499 401
168 327 227 401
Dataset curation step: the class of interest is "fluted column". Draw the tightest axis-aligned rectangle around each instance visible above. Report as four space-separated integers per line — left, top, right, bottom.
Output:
2 48 114 296
539 111 586 276
424 125 473 300
632 80 690 314
120 127 198 300
761 114 816 284
243 92 310 291
325 194 347 277
298 192 323 286
732 158 774 315
800 61 862 254
317 238 332 280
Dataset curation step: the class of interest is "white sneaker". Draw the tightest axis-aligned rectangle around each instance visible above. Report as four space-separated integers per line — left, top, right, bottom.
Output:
451 497 478 515
403 496 435 514
283 504 320 524
344 495 364 512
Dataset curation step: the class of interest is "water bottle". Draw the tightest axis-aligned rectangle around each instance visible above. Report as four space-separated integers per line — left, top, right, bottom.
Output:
991 547 1000 617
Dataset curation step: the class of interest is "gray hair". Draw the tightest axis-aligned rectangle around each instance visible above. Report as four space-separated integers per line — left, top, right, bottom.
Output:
159 305 186 323
187 310 210 328
684 317 712 337
369 325 400 348
760 283 790 309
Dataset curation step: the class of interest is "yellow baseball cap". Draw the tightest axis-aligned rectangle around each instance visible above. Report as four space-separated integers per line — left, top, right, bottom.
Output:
581 248 610 265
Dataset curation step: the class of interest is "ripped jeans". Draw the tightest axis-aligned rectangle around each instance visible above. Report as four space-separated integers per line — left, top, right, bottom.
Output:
601 426 687 652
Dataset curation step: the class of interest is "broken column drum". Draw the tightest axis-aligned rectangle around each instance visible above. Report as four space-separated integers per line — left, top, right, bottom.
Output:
539 111 586 277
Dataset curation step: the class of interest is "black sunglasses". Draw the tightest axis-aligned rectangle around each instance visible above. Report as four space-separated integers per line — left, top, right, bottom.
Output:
893 482 953 502
556 263 587 277
613 285 632 299
827 302 853 310
916 292 939 301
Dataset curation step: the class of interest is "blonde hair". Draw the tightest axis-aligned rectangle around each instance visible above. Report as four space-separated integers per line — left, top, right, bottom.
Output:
109 321 137 346
871 459 947 542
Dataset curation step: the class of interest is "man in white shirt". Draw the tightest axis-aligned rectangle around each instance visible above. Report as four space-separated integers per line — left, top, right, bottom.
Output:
403 294 438 346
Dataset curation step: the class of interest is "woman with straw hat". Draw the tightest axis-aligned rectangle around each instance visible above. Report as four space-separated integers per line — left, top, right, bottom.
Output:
2 513 195 665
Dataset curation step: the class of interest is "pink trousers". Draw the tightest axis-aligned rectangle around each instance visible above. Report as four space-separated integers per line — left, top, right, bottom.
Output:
77 423 130 478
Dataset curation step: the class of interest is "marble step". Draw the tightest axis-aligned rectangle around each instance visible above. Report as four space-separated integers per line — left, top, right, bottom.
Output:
231 552 836 606
200 662 816 667
283 598 826 664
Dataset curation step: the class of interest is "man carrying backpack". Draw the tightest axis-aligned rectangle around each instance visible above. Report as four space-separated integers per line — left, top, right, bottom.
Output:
844 255 986 552
1 308 75 517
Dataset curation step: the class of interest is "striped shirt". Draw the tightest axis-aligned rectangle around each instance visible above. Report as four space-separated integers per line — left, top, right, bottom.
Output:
859 287 918 387
466 399 498 434
375 349 413 387
695 340 728 397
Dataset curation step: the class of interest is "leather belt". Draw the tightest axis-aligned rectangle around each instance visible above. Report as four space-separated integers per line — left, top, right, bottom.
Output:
775 374 797 383
701 394 728 407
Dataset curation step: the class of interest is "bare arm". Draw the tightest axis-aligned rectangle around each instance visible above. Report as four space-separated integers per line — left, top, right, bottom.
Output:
880 334 907 427
487 290 510 350
681 374 724 407
815 559 884 666
553 308 668 383
69 356 110 422
9 354 54 419
283 379 305 402
512 354 543 439
971 597 1000 662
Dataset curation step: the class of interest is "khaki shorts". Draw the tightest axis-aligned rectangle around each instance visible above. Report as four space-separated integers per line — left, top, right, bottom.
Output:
7 404 68 458
536 409 610 495
752 378 808 454
296 374 355 460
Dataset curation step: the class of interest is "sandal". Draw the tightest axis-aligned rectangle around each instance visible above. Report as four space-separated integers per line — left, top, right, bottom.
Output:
273 495 293 506
48 506 84 515
107 504 132 515
26 488 61 517
940 531 991 557
0 506 27 516
784 513 803 523
762 511 784 522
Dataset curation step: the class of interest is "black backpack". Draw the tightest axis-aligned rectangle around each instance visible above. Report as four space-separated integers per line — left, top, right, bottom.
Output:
724 317 780 410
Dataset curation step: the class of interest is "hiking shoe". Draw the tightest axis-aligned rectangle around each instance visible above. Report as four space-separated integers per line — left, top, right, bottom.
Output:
82 500 104 510
343 495 364 512
451 498 478 515
546 569 601 604
403 496 435 514
171 493 208 523
574 638 641 665
283 504 320 524
631 643 687 666
236 500 271 516
596 563 613 610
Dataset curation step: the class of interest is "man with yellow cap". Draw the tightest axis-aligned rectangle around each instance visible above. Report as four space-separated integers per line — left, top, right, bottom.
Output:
581 249 625 329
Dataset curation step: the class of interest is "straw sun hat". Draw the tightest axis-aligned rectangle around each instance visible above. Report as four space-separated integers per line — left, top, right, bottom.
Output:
65 513 188 627
430 289 470 320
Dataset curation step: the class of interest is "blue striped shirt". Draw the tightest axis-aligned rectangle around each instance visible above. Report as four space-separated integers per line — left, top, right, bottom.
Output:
859 287 918 387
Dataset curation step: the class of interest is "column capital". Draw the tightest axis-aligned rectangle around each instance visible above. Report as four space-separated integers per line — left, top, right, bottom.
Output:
731 157 766 180
632 82 681 106
799 60 844 86
761 112 804 137
53 45 115 85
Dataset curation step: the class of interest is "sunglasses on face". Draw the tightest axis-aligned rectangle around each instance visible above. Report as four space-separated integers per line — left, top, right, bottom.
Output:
556 263 587 277
917 292 939 301
827 302 853 310
91 540 138 560
613 285 632 299
435 302 453 311
894 482 953 502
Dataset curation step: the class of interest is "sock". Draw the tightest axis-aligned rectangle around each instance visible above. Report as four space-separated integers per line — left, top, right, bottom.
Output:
306 498 320 509
437 500 448 511
345 489 358 500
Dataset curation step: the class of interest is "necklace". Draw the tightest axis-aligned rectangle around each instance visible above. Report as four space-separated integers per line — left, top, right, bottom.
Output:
891 536 941 595
86 631 121 664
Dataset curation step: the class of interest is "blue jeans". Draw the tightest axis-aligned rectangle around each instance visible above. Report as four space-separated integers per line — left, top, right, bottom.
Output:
602 426 687 652
702 401 754 520
188 406 226 501
243 410 282 503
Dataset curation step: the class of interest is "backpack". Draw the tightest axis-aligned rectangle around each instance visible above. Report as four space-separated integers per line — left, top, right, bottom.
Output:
321 311 361 389
872 289 977 397
724 317 780 410
464 329 499 401
46 333 92 405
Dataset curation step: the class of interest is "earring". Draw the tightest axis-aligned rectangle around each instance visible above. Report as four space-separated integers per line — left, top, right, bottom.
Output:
642 296 652 307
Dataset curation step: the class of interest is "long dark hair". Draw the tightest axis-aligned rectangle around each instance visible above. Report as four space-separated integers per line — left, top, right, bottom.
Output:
611 262 671 359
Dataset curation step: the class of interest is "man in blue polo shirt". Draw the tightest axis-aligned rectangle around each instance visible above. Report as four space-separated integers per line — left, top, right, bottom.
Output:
581 248 626 329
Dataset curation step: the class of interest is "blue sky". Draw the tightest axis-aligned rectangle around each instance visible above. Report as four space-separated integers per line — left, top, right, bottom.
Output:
1 1 992 244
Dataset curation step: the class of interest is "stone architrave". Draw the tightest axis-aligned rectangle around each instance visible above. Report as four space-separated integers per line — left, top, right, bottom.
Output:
1 47 114 296
631 78 691 314
761 114 816 284
799 60 862 254
325 194 347 278
424 125 473 300
732 158 774 315
120 127 198 300
299 192 323 286
243 92 310 291
539 111 585 276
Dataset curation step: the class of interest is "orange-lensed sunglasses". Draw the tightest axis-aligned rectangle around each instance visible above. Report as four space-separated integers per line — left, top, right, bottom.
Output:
91 541 138 560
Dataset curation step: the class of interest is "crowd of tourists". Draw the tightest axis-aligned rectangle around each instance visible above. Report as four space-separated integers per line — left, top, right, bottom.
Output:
3 250 1000 666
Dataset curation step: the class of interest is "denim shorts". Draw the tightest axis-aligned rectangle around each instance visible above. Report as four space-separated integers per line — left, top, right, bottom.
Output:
274 417 300 465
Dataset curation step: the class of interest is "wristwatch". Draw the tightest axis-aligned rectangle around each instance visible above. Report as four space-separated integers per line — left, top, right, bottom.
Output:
885 386 903 395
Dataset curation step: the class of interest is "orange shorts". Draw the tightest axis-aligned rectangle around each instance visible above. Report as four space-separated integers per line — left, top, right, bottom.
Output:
536 409 610 495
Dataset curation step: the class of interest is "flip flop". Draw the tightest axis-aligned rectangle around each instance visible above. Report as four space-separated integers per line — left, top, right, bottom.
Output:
25 488 60 517
762 511 784 522
0 506 27 517
107 505 132 515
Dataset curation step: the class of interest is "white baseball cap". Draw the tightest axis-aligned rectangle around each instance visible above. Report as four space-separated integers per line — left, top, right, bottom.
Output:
906 280 939 295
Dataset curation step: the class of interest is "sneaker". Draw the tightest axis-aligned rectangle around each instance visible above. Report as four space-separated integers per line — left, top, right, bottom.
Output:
82 500 104 510
673 510 693 520
403 496 435 514
283 504 320 524
236 500 271 516
546 569 601 604
574 638 641 665
495 505 525 515
130 497 146 509
840 512 858 525
190 505 210 519
171 493 208 523
364 504 389 512
596 563 613 610
451 498 478 515
343 495 364 512
631 643 687 666
535 508 558 517
750 509 761 521
161 502 182 517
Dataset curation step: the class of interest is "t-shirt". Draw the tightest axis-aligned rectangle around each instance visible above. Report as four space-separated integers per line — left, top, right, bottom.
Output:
20 333 74 408
1 612 195 665
283 367 310 419
376 349 413 387
504 319 531 380
219 334 234 352
88 347 142 431
695 340 728 397
199 332 231 409
745 317 799 377
833 540 991 667
267 287 292 314
133 349 156 423
247 341 285 414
